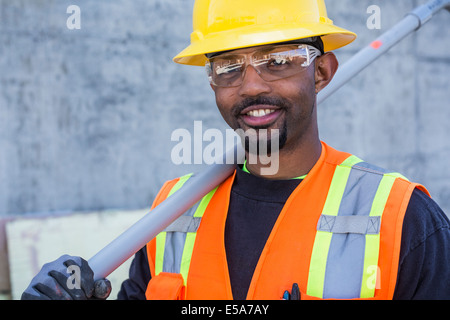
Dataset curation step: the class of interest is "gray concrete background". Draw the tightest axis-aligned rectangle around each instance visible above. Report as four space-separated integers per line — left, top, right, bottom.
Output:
0 0 449 216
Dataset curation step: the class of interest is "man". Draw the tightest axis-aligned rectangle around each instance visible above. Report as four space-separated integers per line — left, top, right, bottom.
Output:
22 0 449 300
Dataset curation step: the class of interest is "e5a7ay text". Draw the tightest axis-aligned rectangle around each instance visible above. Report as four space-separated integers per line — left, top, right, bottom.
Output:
225 304 269 315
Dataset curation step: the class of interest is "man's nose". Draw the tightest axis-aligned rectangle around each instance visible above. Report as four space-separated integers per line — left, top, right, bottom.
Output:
237 64 272 97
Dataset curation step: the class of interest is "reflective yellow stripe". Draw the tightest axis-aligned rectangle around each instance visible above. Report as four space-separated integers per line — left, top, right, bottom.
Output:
306 155 362 298
320 155 362 215
155 233 166 276
169 174 193 197
179 186 217 284
307 231 333 298
360 174 397 298
155 174 192 276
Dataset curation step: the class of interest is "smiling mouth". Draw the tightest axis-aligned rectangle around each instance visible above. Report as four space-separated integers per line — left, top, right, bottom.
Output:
245 109 277 117
239 106 283 128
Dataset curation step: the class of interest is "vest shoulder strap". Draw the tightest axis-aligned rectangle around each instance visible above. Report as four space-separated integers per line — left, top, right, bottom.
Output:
150 173 218 285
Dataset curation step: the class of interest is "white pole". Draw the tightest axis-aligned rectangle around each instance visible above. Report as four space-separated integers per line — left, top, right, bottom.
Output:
319 0 450 105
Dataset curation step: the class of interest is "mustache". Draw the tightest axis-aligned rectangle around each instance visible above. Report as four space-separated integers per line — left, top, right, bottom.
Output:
232 96 291 116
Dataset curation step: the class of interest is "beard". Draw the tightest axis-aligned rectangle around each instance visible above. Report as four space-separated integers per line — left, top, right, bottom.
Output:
231 96 290 155
238 122 287 155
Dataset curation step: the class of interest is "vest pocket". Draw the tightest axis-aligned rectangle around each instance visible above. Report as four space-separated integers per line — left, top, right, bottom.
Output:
146 272 185 300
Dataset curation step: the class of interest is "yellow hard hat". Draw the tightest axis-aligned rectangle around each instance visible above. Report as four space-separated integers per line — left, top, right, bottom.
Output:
173 0 356 66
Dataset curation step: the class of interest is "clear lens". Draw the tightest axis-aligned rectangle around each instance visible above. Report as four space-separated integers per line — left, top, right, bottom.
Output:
206 44 320 87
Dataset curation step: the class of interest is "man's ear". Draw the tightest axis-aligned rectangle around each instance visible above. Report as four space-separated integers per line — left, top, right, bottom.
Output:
314 52 339 94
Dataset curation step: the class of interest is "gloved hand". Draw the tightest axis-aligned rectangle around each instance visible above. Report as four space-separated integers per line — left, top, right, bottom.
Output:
21 254 111 300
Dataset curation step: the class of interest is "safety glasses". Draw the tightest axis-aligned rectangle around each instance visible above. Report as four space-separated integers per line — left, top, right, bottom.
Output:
206 44 322 88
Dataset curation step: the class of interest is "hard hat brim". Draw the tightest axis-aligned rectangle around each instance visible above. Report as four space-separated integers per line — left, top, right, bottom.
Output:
173 22 356 66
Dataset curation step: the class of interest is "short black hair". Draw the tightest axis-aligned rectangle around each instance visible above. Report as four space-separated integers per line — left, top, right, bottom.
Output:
277 36 324 54
206 36 324 59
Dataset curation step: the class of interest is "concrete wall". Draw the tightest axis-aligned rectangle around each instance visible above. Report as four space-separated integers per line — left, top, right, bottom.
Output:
0 0 449 299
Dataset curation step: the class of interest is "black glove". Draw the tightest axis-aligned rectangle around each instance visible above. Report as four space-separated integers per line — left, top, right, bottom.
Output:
21 254 111 300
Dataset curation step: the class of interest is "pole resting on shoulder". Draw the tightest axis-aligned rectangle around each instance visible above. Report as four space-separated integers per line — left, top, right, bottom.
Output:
88 142 244 281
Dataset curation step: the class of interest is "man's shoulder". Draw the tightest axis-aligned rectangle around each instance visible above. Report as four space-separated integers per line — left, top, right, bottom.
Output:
402 188 450 253
151 173 194 208
395 188 450 299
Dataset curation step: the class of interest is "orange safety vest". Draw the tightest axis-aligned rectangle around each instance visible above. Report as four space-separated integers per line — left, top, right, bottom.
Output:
145 142 429 300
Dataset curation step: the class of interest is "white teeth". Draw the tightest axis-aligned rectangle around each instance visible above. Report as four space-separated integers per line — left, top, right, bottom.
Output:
246 109 276 117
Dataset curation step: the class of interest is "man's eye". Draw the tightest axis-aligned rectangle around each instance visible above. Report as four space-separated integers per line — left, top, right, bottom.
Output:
268 56 289 67
215 63 241 75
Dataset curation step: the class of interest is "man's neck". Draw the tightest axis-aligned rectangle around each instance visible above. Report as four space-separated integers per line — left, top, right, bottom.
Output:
244 138 322 180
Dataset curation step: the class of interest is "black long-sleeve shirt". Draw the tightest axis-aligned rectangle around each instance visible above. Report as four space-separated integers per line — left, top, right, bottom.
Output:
117 166 450 300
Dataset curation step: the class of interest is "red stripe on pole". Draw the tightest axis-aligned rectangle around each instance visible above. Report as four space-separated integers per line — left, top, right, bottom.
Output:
370 40 383 49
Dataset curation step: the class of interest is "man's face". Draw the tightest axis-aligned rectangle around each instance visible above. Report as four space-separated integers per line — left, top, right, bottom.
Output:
210 44 319 153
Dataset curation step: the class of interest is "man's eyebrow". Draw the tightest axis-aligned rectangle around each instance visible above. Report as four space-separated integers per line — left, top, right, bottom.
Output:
211 53 243 60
